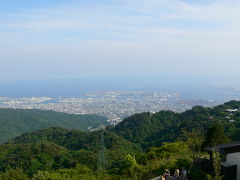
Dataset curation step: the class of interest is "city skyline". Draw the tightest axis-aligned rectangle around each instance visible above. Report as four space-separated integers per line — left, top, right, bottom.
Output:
0 89 227 124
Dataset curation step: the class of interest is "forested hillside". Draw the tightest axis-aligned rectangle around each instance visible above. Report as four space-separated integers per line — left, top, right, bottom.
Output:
0 109 107 143
8 127 141 153
0 101 240 179
3 127 142 179
113 101 240 148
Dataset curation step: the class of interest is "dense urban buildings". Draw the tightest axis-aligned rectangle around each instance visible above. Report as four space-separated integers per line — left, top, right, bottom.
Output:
0 90 225 125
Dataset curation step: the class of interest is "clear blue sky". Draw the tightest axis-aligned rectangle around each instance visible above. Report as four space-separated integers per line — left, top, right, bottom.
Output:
0 0 240 82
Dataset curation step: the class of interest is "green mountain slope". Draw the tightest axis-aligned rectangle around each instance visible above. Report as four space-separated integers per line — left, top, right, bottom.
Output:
0 142 98 176
0 108 107 144
112 100 240 147
112 111 179 147
4 127 141 176
7 127 141 153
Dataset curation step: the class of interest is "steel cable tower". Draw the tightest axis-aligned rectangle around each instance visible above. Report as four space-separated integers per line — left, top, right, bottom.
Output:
97 131 107 171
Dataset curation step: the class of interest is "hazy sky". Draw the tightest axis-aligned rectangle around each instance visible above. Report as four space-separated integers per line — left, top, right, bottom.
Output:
0 0 240 82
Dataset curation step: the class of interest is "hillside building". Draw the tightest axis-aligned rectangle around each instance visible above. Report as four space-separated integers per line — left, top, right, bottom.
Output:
206 141 240 180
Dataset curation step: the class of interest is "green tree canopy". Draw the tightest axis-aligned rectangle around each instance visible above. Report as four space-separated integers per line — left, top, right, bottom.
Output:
204 124 230 147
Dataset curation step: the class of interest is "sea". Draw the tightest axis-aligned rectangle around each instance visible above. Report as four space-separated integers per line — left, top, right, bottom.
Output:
0 78 239 102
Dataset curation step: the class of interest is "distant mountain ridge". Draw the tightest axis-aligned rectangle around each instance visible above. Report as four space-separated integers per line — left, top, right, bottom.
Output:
0 108 107 144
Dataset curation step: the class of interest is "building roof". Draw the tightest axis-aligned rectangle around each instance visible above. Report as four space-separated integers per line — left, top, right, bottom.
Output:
206 141 240 154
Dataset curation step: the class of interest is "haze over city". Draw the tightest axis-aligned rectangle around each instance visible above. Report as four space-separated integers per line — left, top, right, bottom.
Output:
0 0 240 84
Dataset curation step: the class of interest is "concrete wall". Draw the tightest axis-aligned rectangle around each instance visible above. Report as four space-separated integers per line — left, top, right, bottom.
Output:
225 152 240 180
